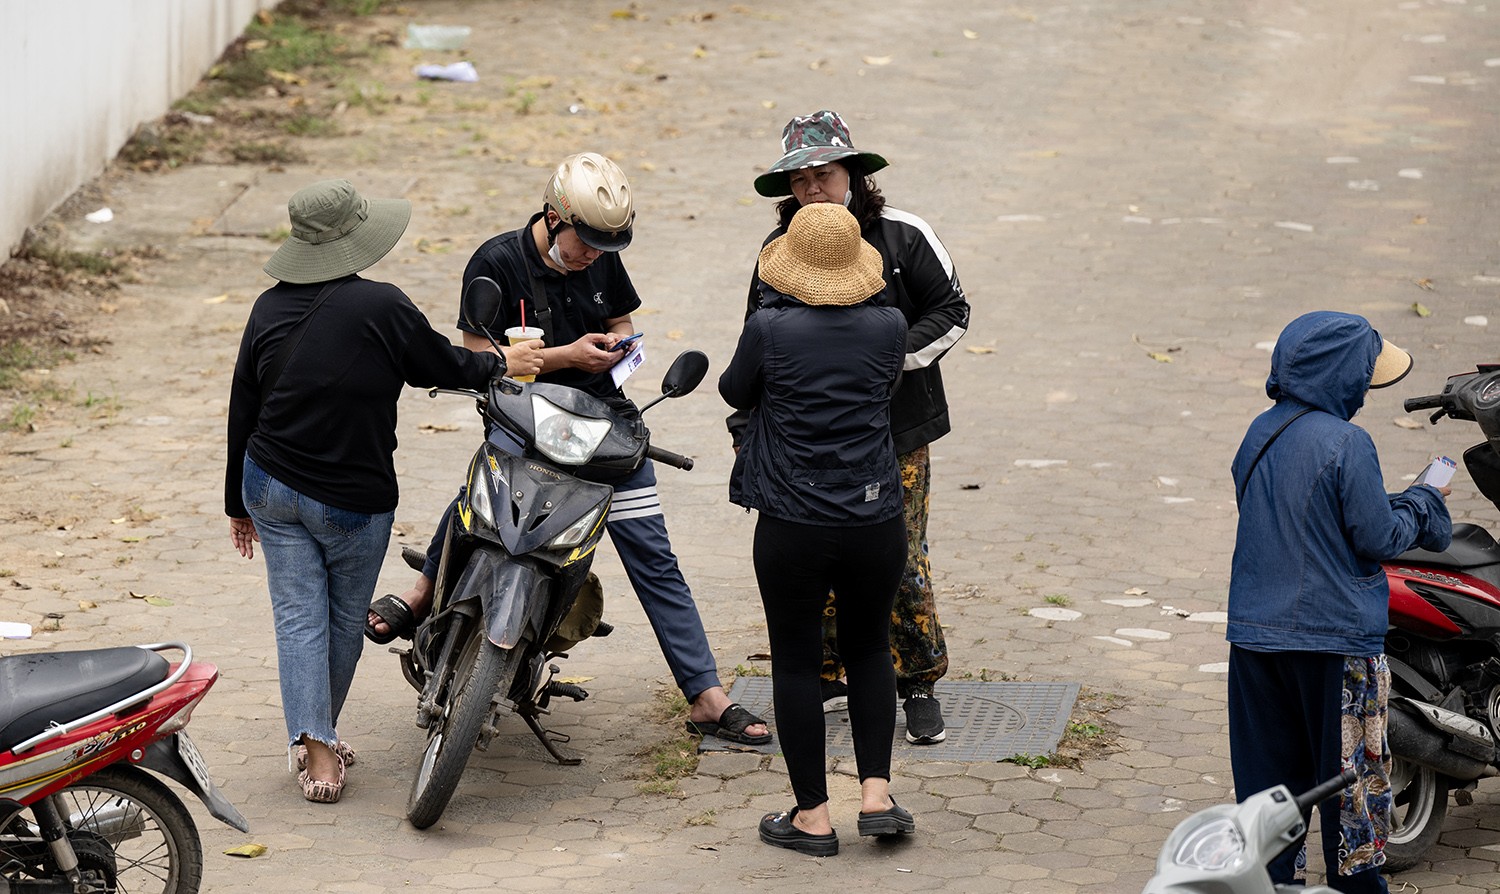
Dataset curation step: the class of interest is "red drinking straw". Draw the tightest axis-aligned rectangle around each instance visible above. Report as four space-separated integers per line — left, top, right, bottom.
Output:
520 299 527 331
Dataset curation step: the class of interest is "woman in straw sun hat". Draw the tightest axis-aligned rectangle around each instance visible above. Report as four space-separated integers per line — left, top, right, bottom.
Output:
731 109 969 746
720 202 915 856
224 179 537 803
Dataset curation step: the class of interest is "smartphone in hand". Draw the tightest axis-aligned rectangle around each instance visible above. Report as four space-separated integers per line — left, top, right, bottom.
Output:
611 332 644 352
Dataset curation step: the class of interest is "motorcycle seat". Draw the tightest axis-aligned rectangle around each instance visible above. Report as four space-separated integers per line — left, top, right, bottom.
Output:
0 647 169 753
1394 522 1500 570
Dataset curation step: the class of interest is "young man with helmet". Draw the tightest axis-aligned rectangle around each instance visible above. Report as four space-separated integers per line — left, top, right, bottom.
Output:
368 152 771 746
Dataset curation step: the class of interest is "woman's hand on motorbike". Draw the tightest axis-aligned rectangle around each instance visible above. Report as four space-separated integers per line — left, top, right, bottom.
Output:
229 517 259 559
502 340 544 378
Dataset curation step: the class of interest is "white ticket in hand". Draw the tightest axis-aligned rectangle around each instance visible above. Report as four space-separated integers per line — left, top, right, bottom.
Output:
1416 455 1457 488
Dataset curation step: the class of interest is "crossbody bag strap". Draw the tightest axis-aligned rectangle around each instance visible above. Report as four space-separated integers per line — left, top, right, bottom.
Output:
1235 406 1314 505
521 225 555 335
258 279 346 412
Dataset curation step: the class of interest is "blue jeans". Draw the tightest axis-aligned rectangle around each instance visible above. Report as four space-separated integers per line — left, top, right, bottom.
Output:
242 456 394 752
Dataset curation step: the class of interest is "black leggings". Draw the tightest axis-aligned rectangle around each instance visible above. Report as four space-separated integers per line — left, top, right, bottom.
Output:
754 514 905 810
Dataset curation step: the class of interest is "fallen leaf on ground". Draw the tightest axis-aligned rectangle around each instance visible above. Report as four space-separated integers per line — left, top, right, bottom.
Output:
1124 587 1149 596
963 29 979 39
1393 417 1423 430
862 55 892 65
1412 302 1432 316
966 345 995 354
557 676 594 684
1147 352 1173 363
960 483 982 490
418 423 460 433
204 294 228 305
224 844 267 858
129 591 154 599
1413 279 1434 292
144 596 173 607
78 601 97 610
667 329 684 340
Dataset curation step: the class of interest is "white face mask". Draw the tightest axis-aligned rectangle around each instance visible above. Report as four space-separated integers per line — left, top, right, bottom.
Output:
548 240 565 268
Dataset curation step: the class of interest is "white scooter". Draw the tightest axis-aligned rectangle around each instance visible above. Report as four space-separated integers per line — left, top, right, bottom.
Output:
1143 769 1356 893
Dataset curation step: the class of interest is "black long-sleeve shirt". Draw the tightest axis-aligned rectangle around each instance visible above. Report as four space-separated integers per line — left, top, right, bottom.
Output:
225 275 502 517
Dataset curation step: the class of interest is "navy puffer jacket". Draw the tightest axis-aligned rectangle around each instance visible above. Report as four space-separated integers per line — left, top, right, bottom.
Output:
719 284 906 526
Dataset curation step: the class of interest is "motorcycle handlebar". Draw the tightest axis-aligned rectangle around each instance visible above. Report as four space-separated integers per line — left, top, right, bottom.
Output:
1403 394 1445 413
1294 769 1357 812
647 445 694 471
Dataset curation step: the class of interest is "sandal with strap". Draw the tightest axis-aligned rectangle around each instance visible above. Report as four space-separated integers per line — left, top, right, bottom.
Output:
685 702 772 746
365 594 418 645
298 752 346 804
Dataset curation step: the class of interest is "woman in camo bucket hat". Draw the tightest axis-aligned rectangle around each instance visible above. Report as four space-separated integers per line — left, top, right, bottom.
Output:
753 110 889 198
732 110 972 748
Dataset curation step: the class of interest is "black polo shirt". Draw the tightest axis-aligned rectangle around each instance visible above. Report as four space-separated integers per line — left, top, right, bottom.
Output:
458 212 642 403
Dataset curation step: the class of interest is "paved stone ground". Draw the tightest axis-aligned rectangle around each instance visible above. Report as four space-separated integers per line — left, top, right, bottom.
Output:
4 0 1500 891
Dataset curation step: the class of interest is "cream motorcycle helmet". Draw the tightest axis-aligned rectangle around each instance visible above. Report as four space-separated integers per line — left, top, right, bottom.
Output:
543 152 635 251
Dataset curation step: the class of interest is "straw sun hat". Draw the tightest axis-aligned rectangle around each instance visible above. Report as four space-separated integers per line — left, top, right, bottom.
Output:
758 203 885 307
263 179 411 284
1370 338 1413 389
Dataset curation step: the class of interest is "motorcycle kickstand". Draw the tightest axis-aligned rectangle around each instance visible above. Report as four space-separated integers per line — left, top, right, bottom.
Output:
519 711 583 766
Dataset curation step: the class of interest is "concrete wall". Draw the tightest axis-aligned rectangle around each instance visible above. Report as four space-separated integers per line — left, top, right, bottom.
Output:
2 0 278 256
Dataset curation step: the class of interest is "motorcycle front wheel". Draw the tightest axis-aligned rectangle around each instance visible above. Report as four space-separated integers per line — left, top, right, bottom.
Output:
3 764 205 894
1383 754 1449 872
407 629 521 829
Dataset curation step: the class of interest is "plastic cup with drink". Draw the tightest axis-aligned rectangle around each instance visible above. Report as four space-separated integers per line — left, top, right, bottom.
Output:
504 326 544 382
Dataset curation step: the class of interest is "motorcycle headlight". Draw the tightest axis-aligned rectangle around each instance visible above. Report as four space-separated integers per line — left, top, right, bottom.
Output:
1170 816 1244 871
532 395 611 465
546 504 606 551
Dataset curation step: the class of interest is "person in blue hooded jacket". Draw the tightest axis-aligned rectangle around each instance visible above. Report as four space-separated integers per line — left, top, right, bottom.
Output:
1228 311 1452 893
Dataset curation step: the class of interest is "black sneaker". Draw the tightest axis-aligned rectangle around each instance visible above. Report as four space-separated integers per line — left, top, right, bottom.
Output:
821 678 849 713
903 694 946 744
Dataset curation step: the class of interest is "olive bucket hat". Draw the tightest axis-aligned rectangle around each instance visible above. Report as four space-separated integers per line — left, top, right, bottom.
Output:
753 110 890 198
758 203 885 306
263 179 412 284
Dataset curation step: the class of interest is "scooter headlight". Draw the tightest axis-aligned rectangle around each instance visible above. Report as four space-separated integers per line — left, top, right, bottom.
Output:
1170 816 1244 871
531 395 611 465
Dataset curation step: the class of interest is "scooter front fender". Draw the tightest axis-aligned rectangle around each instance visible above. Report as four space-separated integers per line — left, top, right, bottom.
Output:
141 734 250 832
450 548 551 649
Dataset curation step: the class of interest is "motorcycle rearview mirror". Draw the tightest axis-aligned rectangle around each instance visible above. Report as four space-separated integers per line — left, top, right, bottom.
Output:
461 276 505 350
637 350 710 414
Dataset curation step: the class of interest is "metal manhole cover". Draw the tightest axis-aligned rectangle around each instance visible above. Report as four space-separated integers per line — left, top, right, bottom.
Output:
705 679 1081 762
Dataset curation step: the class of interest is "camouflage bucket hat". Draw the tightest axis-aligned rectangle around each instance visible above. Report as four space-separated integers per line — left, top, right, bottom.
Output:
753 110 890 198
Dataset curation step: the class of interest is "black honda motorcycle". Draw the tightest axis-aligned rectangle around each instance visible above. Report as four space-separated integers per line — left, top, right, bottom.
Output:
397 276 705 829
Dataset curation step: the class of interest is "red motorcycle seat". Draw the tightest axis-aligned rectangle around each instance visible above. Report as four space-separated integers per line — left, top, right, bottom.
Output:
0 647 169 753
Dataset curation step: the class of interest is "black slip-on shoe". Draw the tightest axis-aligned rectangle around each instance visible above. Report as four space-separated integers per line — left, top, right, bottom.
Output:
759 807 839 856
857 800 916 837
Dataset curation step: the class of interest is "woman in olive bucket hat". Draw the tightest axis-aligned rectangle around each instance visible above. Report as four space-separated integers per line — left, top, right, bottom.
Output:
720 202 916 855
225 179 538 802
730 110 971 746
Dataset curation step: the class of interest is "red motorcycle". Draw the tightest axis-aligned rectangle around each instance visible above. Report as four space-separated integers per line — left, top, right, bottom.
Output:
1382 366 1500 870
0 642 247 893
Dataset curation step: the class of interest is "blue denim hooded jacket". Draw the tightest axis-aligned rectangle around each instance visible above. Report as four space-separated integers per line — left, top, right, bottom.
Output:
1227 311 1452 657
